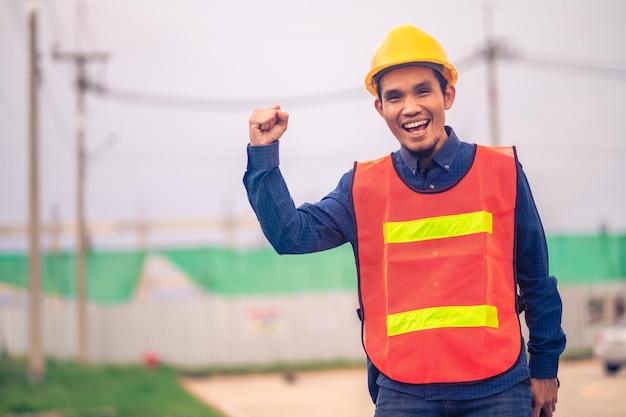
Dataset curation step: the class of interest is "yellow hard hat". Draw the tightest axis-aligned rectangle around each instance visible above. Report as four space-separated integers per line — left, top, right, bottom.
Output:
365 24 458 97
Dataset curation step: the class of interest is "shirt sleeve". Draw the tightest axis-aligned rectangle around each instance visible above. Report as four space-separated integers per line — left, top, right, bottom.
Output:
243 142 355 254
515 163 567 379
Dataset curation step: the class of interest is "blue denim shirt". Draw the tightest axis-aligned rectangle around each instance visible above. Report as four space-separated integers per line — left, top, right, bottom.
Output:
243 126 566 401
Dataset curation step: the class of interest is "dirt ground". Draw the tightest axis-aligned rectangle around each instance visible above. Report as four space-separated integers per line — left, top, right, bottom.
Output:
181 368 375 417
180 359 626 417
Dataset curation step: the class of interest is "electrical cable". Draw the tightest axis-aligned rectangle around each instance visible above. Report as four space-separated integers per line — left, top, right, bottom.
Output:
39 0 76 143
44 0 70 47
82 0 101 50
454 52 486 74
507 53 626 81
41 84 73 149
0 82 21 122
6 0 25 40
90 84 369 112
90 46 626 113
33 0 625 114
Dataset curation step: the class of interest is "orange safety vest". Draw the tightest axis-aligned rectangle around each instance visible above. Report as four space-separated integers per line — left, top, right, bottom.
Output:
352 145 521 384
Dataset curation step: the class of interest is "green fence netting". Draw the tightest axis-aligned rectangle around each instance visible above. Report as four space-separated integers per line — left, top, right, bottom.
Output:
160 244 357 296
546 234 626 284
0 251 146 303
0 234 624 302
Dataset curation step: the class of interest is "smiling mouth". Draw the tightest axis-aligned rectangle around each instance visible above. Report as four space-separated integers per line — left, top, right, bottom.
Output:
403 120 429 133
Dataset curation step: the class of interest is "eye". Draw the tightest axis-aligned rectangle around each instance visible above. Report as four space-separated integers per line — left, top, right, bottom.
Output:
417 88 431 97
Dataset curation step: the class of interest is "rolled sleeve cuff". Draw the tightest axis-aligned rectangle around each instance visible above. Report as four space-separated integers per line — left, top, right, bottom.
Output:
247 142 280 170
529 354 561 379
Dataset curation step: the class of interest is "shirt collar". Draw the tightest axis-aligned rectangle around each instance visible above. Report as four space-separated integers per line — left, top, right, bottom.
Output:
399 126 460 174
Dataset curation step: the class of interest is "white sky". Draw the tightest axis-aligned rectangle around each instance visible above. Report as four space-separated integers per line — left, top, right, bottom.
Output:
1 0 626 250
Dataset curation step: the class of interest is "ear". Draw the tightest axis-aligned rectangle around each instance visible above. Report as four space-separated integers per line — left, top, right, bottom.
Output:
374 98 384 116
444 85 456 110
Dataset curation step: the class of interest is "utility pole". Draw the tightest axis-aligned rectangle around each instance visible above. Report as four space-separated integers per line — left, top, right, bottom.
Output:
52 47 108 364
483 0 501 147
27 0 44 382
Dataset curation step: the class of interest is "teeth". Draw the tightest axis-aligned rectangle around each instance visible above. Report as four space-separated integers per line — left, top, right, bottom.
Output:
403 120 428 129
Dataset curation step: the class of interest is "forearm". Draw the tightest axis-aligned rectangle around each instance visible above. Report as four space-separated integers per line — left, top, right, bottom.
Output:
243 143 352 254
515 165 566 378
521 274 566 378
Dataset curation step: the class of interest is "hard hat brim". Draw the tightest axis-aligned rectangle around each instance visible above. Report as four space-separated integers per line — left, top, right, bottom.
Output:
365 60 458 97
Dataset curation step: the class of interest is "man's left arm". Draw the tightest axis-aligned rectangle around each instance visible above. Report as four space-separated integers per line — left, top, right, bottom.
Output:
514 163 566 417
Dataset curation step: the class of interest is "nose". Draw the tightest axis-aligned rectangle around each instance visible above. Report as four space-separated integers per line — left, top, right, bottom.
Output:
402 94 422 116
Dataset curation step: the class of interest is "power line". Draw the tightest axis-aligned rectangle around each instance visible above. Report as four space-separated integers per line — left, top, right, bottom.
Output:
454 44 626 81
87 47 626 115
40 1 622 115
39 0 92 144
6 0 25 39
82 0 101 50
508 53 626 81
43 0 70 46
41 83 73 147
2 0 76 151
0 82 21 121
88 49 626 114
455 53 487 73
89 83 369 112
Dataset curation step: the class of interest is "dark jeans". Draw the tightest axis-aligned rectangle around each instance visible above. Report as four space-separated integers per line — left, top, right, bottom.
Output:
373 380 532 417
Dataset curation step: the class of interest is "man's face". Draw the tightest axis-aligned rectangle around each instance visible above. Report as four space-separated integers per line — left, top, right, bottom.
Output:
374 66 456 161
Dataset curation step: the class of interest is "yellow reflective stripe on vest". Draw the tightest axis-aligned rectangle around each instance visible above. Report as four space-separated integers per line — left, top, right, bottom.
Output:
387 305 499 336
383 211 493 244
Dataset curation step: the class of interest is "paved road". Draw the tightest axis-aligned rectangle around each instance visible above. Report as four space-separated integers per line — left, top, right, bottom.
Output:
556 359 626 417
182 368 375 417
181 359 626 417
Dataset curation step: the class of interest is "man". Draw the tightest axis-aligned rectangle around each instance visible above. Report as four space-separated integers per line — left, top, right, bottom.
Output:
244 24 566 417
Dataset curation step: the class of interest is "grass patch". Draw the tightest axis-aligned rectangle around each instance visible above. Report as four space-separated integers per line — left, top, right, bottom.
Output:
0 354 225 417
